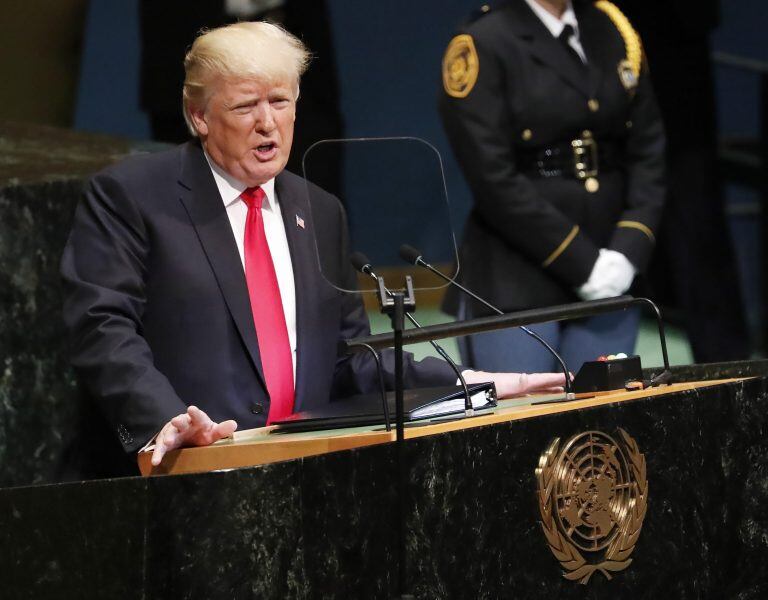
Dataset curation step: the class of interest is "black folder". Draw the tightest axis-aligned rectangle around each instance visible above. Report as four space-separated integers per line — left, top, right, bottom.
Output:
272 382 497 433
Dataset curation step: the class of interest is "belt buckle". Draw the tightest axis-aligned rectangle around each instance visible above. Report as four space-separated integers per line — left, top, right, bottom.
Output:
571 131 599 181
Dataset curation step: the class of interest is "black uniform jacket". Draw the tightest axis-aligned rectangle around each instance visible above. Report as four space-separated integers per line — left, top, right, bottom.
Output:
60 142 455 474
439 0 665 314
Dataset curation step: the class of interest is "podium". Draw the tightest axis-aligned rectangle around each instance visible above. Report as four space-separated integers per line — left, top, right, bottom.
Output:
4 362 768 599
139 379 727 477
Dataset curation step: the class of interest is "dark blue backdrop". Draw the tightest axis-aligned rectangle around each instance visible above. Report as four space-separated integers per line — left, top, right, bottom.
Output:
74 1 766 265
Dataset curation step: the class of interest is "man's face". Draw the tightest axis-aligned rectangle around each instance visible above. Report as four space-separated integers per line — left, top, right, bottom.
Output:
190 77 296 186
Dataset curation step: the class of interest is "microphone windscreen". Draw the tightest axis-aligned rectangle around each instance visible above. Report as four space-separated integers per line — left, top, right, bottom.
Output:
350 251 372 273
398 244 422 265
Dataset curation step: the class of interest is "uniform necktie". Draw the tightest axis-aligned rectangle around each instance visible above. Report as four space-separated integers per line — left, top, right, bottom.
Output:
558 24 586 67
241 186 294 423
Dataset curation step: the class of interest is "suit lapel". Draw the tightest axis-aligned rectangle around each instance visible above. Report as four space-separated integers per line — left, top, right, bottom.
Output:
274 172 321 413
176 143 268 391
505 0 592 97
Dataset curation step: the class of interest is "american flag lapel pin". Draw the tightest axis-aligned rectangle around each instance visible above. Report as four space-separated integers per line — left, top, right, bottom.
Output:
296 214 305 229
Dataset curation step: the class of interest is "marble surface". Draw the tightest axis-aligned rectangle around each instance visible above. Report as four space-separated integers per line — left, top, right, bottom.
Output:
3 375 768 598
0 174 85 488
0 121 142 186
2 476 147 598
146 465 306 598
0 122 157 488
648 359 768 382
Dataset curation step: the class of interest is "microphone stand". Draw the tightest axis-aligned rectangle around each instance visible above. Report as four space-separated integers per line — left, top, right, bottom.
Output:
404 312 473 416
346 342 391 431
355 257 474 415
373 275 415 599
354 252 474 598
405 250 574 397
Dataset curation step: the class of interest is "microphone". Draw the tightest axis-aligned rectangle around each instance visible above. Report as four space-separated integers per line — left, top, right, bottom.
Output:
350 251 375 277
398 245 425 268
350 251 475 415
398 244 574 397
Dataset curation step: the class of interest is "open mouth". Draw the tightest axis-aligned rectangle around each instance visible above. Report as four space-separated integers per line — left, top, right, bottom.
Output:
255 142 277 159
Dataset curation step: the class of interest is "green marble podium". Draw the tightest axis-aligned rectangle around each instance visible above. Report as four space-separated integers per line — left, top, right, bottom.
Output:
3 365 768 599
0 122 163 488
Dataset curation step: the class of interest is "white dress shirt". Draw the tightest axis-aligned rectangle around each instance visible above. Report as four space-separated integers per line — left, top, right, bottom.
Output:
204 153 297 382
524 0 587 63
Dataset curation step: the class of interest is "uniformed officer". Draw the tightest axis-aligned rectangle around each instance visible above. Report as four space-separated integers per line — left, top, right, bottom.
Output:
439 0 665 372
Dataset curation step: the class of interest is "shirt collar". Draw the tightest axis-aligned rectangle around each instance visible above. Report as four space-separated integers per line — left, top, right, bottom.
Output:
203 150 277 212
523 0 580 39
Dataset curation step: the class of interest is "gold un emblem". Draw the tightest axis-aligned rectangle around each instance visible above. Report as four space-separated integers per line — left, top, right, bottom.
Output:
536 429 648 584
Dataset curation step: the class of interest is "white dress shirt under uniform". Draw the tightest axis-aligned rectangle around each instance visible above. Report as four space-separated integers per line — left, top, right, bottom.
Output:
204 153 297 384
523 0 587 63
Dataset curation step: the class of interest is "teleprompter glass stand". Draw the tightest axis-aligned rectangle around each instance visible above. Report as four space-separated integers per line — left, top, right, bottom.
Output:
374 275 415 599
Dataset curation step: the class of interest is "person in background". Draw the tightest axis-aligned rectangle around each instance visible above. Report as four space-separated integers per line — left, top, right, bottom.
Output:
439 0 665 373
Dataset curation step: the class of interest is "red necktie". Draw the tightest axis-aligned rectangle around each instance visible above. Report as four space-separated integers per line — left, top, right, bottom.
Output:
241 187 294 423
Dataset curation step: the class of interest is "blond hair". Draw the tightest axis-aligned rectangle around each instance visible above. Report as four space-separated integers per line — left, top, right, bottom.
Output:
182 21 311 135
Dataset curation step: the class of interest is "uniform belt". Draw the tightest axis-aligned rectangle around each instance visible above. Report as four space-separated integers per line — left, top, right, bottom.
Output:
516 134 623 180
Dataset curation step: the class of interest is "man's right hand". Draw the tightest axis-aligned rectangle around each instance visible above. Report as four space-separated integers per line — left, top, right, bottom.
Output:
151 405 237 467
463 370 568 398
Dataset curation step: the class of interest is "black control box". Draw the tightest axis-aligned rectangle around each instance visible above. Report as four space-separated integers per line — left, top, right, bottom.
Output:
572 355 643 394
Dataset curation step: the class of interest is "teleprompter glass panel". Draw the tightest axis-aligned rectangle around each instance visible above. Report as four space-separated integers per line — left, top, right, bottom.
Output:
301 137 460 295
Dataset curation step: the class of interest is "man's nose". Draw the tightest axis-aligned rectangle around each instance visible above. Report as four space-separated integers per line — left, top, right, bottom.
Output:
254 102 276 131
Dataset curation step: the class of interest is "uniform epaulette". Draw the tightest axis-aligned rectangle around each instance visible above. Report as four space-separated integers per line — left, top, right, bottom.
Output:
594 1 643 85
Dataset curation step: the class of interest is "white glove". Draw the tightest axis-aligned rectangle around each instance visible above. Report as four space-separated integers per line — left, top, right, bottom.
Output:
577 249 636 301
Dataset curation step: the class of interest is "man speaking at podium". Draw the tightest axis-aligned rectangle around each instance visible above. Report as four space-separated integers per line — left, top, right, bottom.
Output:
61 22 564 477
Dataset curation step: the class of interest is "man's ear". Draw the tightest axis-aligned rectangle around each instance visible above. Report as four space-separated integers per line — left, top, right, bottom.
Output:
188 105 208 137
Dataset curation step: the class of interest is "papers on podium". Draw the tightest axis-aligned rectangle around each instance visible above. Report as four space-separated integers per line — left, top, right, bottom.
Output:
273 382 497 433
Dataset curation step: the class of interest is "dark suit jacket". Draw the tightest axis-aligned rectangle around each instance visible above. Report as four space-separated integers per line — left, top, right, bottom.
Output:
60 142 455 476
439 0 665 314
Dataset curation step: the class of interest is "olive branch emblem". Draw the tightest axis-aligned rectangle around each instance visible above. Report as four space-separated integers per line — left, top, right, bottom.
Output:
536 429 648 584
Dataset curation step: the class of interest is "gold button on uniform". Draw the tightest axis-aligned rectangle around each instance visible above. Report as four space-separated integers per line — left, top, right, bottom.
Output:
585 177 600 193
521 128 533 141
588 98 600 112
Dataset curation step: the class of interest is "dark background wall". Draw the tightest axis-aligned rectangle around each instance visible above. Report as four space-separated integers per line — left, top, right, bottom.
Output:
70 2 768 149
712 1 766 136
0 0 87 127
709 2 767 337
2 1 765 285
69 1 767 260
2 2 763 221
